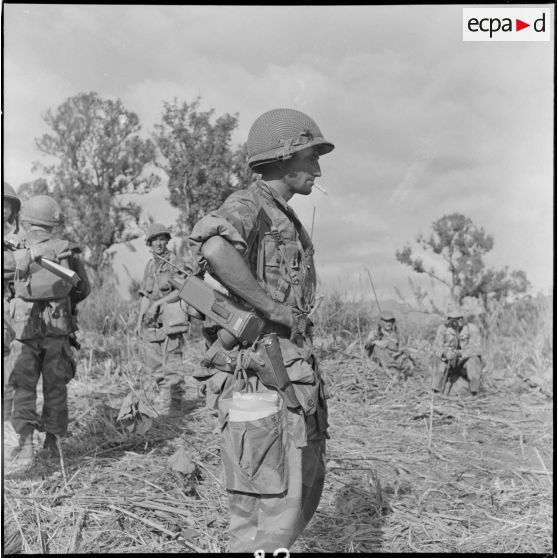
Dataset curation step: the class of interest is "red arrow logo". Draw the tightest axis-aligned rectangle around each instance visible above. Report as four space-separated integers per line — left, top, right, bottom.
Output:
516 19 530 31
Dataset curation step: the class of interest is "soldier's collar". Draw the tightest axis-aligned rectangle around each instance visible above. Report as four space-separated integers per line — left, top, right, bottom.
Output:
258 180 301 223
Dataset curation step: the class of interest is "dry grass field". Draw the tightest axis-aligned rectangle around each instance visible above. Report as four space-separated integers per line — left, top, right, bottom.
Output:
2 286 553 554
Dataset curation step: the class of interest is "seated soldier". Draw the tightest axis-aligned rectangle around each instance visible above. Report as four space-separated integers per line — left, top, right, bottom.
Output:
365 311 413 378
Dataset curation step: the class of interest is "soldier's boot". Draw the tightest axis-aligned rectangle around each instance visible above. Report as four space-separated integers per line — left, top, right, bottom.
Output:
42 433 60 459
10 431 34 466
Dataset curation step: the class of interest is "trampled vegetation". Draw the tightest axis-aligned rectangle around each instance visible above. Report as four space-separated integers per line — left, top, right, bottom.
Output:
3 281 553 553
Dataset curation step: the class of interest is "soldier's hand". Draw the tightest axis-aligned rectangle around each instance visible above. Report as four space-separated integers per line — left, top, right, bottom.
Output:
267 303 295 330
444 349 457 361
145 304 159 322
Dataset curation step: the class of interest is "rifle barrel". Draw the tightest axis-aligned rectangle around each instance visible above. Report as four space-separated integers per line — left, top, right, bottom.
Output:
365 267 382 315
37 257 80 287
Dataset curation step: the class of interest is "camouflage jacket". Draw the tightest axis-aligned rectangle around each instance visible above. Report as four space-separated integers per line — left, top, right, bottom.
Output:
365 325 400 352
433 322 482 361
139 249 192 302
139 249 192 331
3 230 25 302
189 180 316 315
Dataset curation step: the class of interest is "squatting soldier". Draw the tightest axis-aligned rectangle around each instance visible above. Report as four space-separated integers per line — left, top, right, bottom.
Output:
364 311 413 378
3 182 23 419
136 223 193 412
432 307 483 395
6 195 90 465
189 108 333 552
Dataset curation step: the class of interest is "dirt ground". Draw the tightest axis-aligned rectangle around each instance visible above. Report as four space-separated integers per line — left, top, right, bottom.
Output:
2 343 554 554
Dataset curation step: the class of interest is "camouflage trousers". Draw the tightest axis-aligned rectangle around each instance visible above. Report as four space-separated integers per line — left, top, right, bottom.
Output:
7 335 77 436
432 355 482 395
222 405 327 552
3 307 16 419
371 347 413 377
142 333 188 389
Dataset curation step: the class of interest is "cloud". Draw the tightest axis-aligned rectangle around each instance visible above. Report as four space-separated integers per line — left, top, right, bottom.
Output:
3 4 554 296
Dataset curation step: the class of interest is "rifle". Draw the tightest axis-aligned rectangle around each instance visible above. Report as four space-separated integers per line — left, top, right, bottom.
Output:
365 267 382 315
439 333 460 393
169 275 265 349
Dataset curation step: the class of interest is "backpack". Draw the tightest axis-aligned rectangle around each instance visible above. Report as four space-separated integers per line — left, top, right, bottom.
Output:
13 239 74 302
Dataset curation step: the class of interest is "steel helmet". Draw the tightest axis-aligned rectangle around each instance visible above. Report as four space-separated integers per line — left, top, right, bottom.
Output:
446 306 463 319
145 223 171 244
380 311 396 322
3 181 21 215
247 108 335 172
20 195 63 226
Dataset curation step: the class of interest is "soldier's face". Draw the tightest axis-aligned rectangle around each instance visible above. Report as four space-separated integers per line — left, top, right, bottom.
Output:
3 199 16 223
150 234 169 255
282 147 321 196
448 318 463 331
382 320 394 332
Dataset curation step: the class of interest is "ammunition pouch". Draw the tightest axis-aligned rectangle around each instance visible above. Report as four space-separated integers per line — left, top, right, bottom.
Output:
142 326 167 343
9 297 73 340
250 333 301 410
160 300 189 335
10 298 41 340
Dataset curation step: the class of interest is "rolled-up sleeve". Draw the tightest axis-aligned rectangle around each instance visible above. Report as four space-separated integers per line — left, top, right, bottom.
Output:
188 190 258 271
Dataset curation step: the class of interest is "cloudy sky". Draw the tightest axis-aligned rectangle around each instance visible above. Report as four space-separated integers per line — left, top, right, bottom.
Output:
3 4 554 302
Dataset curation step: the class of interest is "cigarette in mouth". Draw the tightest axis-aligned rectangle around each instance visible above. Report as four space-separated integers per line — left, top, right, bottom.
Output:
314 183 328 195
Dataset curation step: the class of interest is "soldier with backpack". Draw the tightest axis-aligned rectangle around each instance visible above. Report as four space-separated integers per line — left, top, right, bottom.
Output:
6 195 90 465
135 223 193 413
3 182 23 420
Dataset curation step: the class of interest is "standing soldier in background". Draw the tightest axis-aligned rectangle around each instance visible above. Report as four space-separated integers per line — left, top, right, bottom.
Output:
189 108 333 552
432 307 483 395
135 223 193 413
6 195 90 465
3 182 24 420
364 311 413 379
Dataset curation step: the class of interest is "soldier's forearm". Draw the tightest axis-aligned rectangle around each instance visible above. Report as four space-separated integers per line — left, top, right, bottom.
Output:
153 291 180 307
201 236 292 327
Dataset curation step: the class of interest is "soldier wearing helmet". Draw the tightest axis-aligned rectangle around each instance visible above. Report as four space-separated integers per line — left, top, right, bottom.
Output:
6 194 90 467
189 108 334 552
4 181 21 236
364 311 414 379
3 182 24 422
135 223 195 413
432 306 483 395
